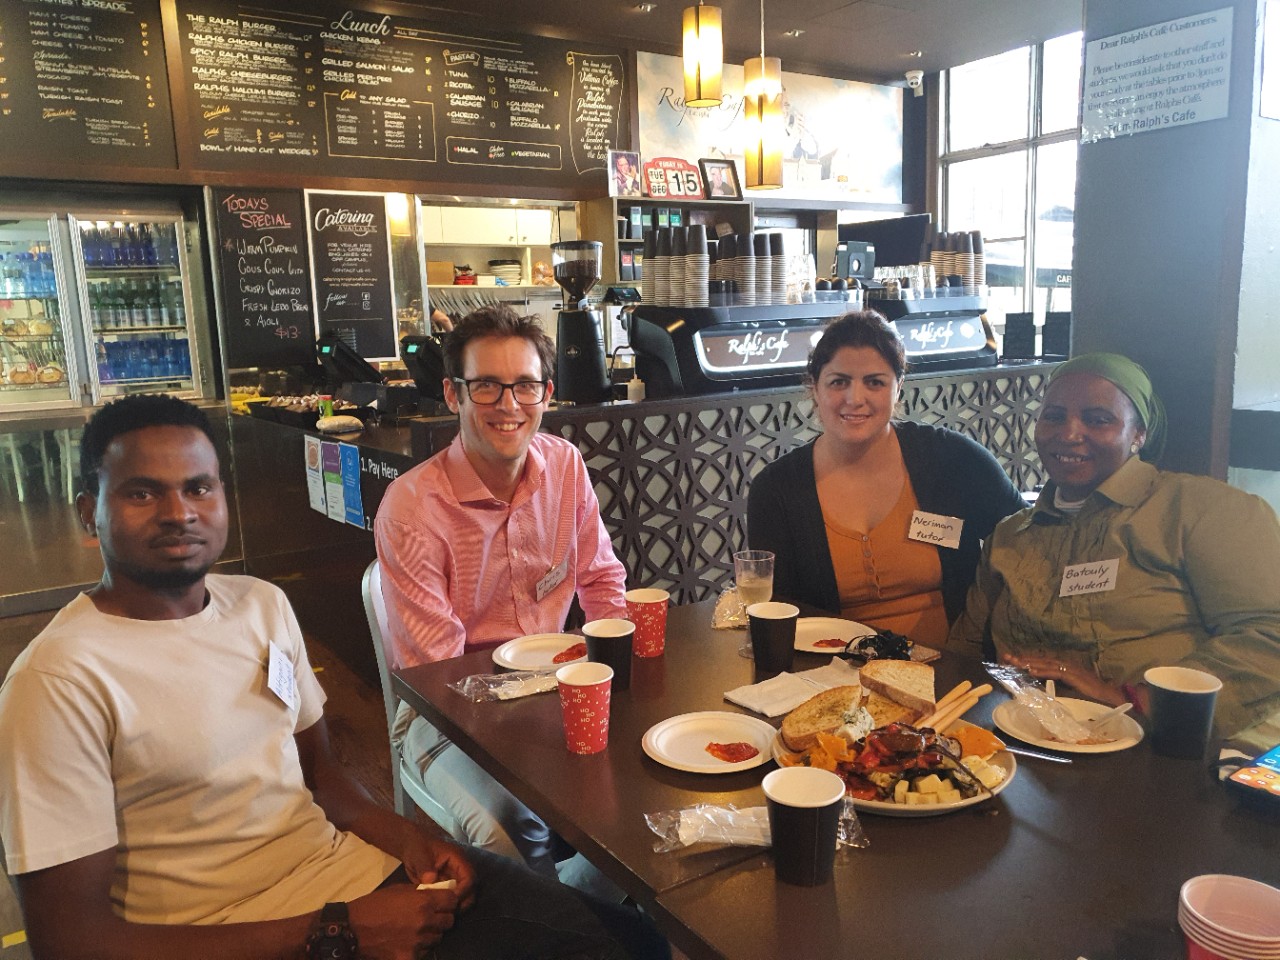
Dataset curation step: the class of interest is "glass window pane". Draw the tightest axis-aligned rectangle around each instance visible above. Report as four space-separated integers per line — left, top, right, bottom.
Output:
948 48 1031 151
946 152 1028 239
1041 32 1083 134
1033 141 1076 297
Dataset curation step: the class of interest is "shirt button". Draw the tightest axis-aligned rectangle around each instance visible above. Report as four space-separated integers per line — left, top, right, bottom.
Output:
861 536 869 542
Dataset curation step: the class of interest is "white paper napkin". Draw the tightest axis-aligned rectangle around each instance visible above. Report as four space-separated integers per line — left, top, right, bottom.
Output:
724 657 862 718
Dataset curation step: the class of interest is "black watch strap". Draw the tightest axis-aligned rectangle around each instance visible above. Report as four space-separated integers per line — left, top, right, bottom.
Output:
306 901 359 960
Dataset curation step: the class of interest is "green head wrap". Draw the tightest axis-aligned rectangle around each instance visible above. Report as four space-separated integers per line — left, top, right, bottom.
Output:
1048 353 1167 462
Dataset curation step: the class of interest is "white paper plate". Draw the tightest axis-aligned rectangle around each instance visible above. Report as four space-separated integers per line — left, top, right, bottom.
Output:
491 633 585 671
794 617 874 653
770 728 1017 817
992 697 1144 754
642 712 777 773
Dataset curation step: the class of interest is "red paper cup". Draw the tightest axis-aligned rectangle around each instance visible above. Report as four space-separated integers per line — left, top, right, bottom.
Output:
556 662 613 754
625 588 670 657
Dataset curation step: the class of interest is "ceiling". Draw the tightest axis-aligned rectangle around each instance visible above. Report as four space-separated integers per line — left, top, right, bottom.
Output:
394 0 1083 86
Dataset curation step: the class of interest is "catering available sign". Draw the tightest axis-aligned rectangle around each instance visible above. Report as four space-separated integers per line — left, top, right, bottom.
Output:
1082 8 1233 143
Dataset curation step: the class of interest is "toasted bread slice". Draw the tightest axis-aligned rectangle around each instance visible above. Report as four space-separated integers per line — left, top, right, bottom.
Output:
864 691 921 728
780 685 862 752
859 660 936 717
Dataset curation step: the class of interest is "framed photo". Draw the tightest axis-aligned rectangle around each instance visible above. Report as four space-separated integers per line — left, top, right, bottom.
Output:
699 158 741 199
608 149 643 198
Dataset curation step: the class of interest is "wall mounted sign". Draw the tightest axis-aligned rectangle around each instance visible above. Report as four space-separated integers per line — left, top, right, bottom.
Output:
1082 7 1233 143
306 191 396 361
173 0 626 188
211 187 317 368
0 0 177 170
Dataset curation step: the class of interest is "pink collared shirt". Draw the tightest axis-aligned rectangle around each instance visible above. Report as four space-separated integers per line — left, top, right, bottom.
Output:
374 433 627 668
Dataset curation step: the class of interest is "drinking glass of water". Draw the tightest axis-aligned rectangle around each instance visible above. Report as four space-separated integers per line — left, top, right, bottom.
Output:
734 550 775 657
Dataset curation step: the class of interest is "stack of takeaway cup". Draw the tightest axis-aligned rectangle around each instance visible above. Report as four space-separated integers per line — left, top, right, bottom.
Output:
753 233 777 305
1178 875 1280 960
956 231 976 290
930 232 948 288
685 224 709 307
652 228 672 307
640 229 655 304
669 227 687 307
969 231 985 290
769 233 787 304
734 234 757 306
716 233 734 282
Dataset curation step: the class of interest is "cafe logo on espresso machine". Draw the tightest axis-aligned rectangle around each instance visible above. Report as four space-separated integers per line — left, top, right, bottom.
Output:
728 329 791 365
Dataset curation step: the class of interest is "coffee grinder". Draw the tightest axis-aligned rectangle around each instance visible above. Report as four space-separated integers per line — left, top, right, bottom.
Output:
551 240 611 404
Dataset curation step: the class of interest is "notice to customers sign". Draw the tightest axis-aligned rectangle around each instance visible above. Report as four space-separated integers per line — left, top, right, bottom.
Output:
1083 7 1233 143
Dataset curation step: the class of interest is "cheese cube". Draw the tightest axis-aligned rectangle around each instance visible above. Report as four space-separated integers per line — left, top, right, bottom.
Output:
914 774 945 794
894 779 910 803
975 764 1006 789
905 792 935 805
938 788 963 804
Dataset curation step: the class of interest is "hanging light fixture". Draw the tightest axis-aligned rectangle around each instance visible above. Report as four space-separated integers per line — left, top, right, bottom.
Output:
683 1 723 107
742 0 783 189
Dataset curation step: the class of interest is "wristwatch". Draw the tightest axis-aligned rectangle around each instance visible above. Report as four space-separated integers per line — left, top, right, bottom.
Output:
305 902 359 959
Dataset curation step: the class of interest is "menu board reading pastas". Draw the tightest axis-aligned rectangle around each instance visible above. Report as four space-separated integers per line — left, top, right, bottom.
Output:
0 0 177 170
212 188 317 369
306 192 396 362
172 0 625 188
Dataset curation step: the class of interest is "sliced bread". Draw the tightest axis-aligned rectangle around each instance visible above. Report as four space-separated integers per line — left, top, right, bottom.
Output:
864 690 921 728
780 685 863 752
859 660 936 716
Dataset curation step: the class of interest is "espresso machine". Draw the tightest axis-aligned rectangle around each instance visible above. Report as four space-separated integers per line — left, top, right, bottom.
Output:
551 240 611 404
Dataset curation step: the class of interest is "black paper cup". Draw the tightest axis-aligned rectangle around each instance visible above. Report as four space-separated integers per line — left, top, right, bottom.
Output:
747 602 798 674
1144 666 1222 759
583 618 635 691
763 767 845 886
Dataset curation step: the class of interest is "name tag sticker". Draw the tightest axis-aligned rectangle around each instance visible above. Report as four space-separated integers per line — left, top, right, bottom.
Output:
267 641 298 711
536 553 570 602
1059 558 1121 597
908 511 964 550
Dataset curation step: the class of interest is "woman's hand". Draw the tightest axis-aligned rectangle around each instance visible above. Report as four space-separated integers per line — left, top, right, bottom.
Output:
397 825 477 911
1000 651 1126 706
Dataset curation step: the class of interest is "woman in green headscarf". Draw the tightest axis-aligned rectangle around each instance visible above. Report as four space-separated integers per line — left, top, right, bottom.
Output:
949 353 1280 750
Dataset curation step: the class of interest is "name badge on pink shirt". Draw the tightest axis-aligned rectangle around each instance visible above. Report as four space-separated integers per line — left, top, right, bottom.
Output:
537 553 570 601
267 641 298 711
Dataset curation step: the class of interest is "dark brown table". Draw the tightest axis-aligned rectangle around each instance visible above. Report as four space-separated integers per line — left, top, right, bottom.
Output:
394 602 1280 960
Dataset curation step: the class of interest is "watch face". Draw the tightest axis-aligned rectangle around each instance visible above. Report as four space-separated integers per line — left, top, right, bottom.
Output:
307 905 358 960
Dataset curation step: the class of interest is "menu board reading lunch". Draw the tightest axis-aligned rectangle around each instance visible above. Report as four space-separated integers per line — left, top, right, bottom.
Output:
0 0 176 169
305 191 396 362
212 188 317 369
173 0 626 187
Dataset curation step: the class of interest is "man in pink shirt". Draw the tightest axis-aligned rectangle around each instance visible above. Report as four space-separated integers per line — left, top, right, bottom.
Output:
374 304 626 880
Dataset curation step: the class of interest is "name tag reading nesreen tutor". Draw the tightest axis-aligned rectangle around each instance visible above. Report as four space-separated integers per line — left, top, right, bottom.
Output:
1059 558 1121 597
267 641 298 711
908 511 963 550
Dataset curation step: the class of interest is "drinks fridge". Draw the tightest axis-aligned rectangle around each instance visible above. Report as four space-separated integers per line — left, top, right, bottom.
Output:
0 199 211 416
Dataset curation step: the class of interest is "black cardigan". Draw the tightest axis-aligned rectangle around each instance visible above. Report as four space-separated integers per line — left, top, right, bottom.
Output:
746 420 1026 623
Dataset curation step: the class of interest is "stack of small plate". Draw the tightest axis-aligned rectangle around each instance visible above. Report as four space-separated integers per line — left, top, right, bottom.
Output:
1179 875 1280 960
489 260 523 285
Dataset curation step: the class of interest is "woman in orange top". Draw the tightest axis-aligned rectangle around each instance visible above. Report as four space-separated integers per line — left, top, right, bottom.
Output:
747 311 1025 647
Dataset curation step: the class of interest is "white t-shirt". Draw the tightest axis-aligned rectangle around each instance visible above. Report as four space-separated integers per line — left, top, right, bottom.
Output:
0 575 399 925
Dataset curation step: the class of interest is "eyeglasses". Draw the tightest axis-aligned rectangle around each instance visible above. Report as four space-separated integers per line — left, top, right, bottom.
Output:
452 378 549 405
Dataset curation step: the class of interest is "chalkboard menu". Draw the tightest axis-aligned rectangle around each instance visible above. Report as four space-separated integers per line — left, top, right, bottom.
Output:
172 0 625 188
306 191 396 361
0 0 176 169
211 187 317 368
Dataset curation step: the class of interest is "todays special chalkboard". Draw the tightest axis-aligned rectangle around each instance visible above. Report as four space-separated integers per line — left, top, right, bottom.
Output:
173 0 626 189
0 0 177 170
211 187 317 368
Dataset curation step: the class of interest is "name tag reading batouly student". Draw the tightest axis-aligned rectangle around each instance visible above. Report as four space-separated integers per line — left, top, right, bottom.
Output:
537 554 570 601
1059 558 1121 598
908 511 963 550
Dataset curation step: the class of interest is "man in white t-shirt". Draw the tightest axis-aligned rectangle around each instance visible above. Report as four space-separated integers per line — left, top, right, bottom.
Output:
0 395 666 960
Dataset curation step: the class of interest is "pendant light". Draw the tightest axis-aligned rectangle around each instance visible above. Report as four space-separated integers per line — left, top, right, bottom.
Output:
742 0 783 190
682 1 723 107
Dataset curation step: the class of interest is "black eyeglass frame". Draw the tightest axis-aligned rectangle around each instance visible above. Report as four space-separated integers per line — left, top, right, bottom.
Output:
451 377 550 406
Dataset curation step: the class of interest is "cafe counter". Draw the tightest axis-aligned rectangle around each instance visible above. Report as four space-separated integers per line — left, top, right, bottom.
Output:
230 361 1057 680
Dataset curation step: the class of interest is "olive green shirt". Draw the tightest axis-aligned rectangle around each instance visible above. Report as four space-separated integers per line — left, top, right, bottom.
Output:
949 458 1280 749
